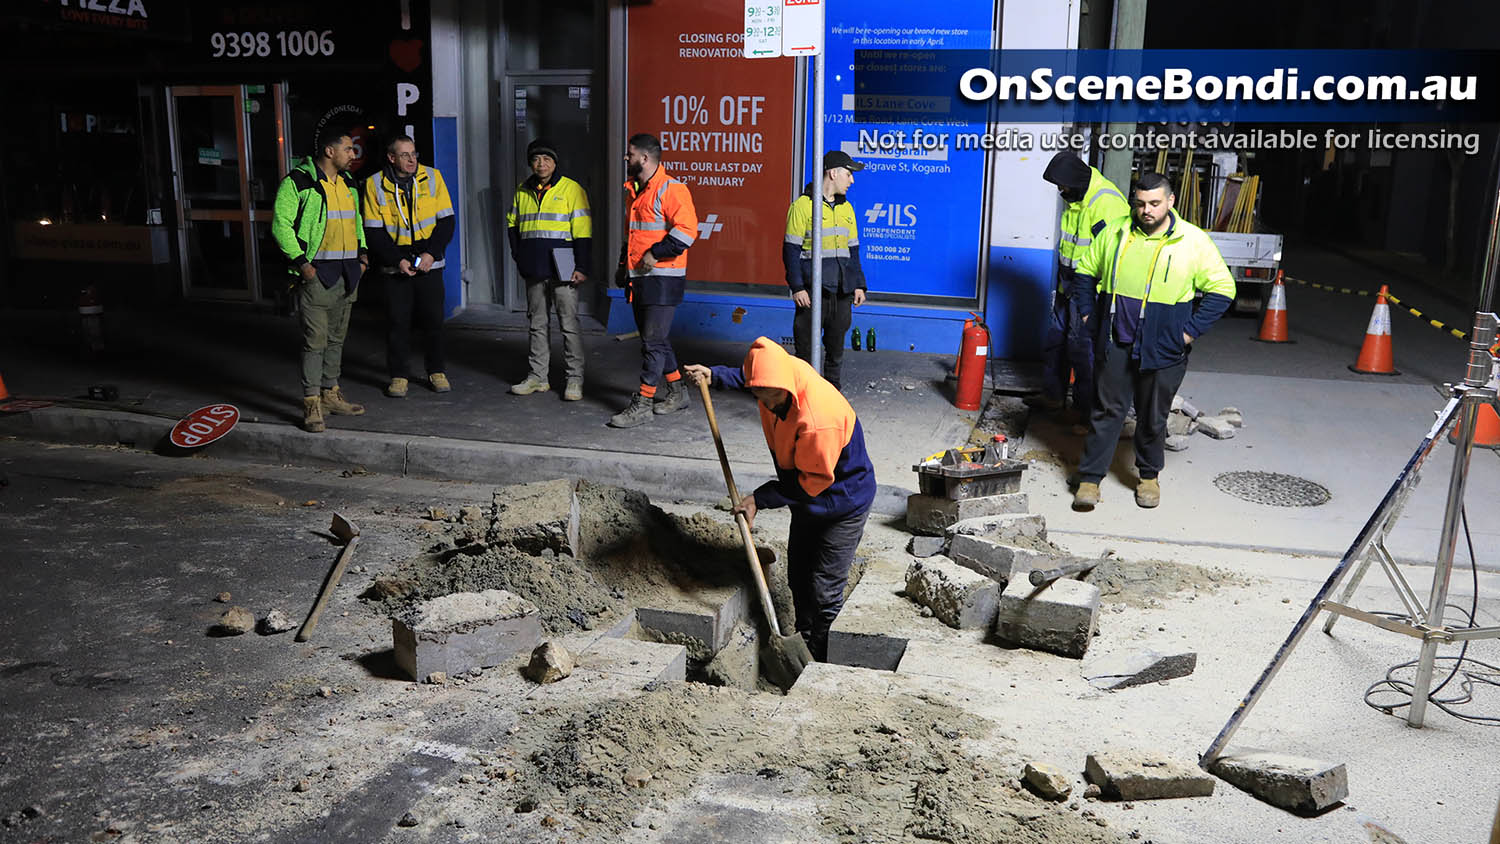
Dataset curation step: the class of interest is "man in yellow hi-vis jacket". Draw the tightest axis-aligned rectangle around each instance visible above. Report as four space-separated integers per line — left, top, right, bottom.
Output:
783 150 867 391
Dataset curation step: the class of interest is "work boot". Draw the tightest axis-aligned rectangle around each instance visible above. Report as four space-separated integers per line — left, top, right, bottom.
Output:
1072 481 1100 510
563 378 583 402
509 375 550 396
653 380 690 415
386 377 409 398
1135 478 1161 508
608 393 655 428
302 396 325 433
320 386 365 415
429 372 451 393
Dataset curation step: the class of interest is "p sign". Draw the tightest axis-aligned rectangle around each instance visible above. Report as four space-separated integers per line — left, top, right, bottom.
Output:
170 404 240 449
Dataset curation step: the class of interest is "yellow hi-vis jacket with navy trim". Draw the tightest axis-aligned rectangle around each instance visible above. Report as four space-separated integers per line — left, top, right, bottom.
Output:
362 164 456 271
1070 211 1236 371
506 174 593 281
782 189 866 295
1056 167 1129 289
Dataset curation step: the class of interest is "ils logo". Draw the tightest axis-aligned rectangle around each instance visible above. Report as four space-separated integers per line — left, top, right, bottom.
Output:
865 203 917 227
697 213 724 241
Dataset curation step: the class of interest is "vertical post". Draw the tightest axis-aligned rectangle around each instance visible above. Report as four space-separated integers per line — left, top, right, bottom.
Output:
1100 0 1146 190
810 45 826 372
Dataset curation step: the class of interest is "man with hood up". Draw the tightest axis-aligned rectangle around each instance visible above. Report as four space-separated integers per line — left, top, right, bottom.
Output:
1036 152 1129 430
506 138 593 401
363 134 457 399
684 338 876 662
783 150 868 390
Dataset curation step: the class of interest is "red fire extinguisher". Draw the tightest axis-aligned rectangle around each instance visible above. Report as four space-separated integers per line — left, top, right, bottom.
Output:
79 285 105 354
954 312 990 411
952 314 975 375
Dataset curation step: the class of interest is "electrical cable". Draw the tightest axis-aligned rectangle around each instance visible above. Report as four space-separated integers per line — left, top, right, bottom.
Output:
1362 506 1500 725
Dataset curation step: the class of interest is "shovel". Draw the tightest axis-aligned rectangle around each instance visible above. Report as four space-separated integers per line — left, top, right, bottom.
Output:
295 512 361 642
696 378 814 689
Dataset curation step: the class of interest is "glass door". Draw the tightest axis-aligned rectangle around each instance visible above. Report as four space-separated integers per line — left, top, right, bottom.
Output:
166 83 288 302
504 74 598 310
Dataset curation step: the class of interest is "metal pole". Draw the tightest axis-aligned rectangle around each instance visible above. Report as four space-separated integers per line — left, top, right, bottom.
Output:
810 46 825 372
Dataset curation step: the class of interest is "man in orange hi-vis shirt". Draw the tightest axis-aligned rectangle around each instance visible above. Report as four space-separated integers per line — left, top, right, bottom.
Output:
685 338 877 662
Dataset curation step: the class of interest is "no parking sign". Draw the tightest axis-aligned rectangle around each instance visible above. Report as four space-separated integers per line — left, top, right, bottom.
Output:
170 404 240 448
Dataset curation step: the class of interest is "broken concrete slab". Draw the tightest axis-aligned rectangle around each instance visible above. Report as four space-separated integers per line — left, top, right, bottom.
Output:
905 492 1028 536
1084 649 1197 690
524 642 575 684
946 512 1047 544
1022 762 1072 802
1196 416 1237 439
906 535 946 558
490 479 580 555
1084 751 1215 800
702 621 760 691
393 589 542 681
947 533 1058 584
1164 434 1191 452
1217 406 1244 427
1166 411 1197 437
1209 747 1347 815
903 556 1000 630
993 577 1100 658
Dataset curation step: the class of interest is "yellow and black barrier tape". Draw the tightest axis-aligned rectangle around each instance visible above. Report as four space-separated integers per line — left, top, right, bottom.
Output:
1282 276 1470 341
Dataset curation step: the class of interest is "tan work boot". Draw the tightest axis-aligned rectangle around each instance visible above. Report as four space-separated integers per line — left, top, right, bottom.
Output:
509 375 550 396
1135 478 1161 508
1072 481 1100 509
320 386 365 415
386 377 409 398
302 395 325 433
563 377 583 402
429 372 451 393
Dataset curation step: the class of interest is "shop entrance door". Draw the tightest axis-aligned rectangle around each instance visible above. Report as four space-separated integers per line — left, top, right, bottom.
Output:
502 74 598 311
166 83 289 302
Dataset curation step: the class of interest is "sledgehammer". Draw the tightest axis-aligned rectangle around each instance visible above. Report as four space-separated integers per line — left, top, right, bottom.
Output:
296 513 361 642
1029 549 1115 587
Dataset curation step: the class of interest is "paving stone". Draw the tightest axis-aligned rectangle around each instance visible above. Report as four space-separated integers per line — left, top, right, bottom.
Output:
948 533 1060 584
1084 649 1197 690
1209 747 1347 815
1084 751 1215 801
393 590 542 681
946 512 1047 544
1196 415 1237 439
578 636 687 683
906 535 946 558
905 492 1029 536
1022 762 1072 801
994 577 1100 658
635 583 748 662
903 556 1000 630
490 479 580 555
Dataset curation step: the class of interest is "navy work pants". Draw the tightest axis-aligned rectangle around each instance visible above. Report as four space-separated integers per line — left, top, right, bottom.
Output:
1039 290 1094 416
786 504 870 662
1078 340 1187 484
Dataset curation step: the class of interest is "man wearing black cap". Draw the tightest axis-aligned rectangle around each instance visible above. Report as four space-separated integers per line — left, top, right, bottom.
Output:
782 150 868 390
506 138 593 401
1036 152 1129 430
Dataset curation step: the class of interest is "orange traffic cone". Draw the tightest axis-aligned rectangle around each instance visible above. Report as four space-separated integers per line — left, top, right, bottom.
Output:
1449 401 1500 451
1253 270 1291 342
1349 285 1399 375
0 371 8 401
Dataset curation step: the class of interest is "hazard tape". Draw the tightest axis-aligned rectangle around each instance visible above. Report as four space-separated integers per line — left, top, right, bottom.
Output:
1282 276 1471 341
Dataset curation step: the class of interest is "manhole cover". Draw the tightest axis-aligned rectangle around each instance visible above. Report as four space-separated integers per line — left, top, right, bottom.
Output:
1213 471 1331 507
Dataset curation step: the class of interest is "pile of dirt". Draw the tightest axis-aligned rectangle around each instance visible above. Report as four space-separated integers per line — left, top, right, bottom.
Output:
507 683 1125 843
1086 556 1253 608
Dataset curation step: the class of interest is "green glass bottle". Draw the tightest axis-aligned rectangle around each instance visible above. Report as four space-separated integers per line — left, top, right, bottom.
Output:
866 327 876 352
851 326 861 351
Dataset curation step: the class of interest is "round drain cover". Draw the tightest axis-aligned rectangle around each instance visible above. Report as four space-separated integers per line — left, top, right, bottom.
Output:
1213 471 1330 507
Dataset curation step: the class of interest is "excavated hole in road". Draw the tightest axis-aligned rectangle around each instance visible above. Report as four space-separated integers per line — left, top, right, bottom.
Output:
363 479 865 690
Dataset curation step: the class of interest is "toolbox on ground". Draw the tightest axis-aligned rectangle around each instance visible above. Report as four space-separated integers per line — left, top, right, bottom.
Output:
913 444 1027 500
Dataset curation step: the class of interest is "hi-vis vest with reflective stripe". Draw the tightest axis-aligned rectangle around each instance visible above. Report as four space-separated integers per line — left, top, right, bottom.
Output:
363 165 456 269
625 166 698 278
785 194 858 259
506 175 591 247
1057 167 1129 283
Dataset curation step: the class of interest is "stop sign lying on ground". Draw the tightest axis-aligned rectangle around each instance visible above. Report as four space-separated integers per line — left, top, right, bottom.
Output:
170 404 240 448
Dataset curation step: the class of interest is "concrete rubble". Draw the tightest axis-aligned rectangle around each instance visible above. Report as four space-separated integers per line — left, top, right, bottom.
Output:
994 577 1101 658
524 642 575 684
903 555 1001 629
1022 761 1073 802
1084 649 1198 690
1209 747 1348 815
1197 415 1238 439
905 535 945 557
1084 751 1216 800
392 589 542 681
213 606 255 635
257 608 296 635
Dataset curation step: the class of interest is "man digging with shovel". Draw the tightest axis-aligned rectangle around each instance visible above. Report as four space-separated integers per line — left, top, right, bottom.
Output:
685 338 876 686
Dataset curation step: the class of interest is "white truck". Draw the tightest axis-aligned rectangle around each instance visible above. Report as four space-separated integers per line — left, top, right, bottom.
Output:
1208 230 1284 314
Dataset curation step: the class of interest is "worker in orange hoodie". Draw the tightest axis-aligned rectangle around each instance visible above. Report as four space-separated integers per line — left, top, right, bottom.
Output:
684 338 877 662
